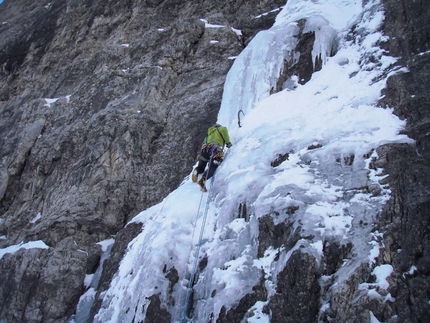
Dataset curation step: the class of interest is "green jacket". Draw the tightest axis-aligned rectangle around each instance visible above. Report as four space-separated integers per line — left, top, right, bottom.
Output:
205 125 232 148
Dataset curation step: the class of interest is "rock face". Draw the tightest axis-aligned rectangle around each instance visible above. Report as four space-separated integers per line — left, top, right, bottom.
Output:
0 0 285 322
375 0 430 321
268 250 320 323
0 0 429 323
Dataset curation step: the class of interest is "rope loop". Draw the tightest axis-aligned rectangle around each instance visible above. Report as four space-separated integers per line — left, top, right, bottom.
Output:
181 155 216 322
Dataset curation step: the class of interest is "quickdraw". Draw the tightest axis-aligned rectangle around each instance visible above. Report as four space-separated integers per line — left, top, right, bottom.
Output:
238 109 245 128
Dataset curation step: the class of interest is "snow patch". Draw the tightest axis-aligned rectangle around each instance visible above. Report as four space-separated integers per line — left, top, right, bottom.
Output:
97 238 115 252
231 27 242 36
84 274 94 288
30 212 42 224
359 264 395 302
0 240 49 260
44 98 59 107
418 50 430 56
403 265 417 278
200 19 225 28
255 7 283 19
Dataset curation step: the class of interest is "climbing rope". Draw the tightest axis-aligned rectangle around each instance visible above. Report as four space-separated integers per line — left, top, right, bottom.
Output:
180 157 217 322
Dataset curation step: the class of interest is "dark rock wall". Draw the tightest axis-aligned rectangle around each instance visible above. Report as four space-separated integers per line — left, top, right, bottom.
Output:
375 0 430 322
0 0 285 322
268 250 320 323
0 0 429 322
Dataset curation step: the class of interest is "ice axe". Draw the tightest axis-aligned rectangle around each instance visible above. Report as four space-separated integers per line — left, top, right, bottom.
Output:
238 109 245 128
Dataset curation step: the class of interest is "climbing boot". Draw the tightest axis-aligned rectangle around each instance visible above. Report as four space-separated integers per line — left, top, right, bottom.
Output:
198 177 207 192
192 168 198 182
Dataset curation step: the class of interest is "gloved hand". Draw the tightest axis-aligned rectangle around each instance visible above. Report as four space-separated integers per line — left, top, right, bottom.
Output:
213 151 224 165
226 142 232 148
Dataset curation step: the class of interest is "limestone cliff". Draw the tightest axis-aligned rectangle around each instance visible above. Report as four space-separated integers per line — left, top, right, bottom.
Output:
0 0 429 322
0 0 284 322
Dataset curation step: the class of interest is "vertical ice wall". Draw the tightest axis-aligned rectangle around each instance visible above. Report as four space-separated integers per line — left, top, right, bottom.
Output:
218 0 362 133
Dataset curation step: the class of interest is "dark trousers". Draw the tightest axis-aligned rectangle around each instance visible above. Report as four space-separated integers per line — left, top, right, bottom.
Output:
195 145 221 180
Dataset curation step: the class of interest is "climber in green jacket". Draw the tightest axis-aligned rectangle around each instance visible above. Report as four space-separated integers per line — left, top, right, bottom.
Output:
192 124 232 192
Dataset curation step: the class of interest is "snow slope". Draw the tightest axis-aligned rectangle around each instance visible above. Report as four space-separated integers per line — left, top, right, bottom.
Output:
91 0 413 322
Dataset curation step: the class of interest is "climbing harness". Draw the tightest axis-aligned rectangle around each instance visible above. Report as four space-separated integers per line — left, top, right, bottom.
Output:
198 144 223 165
238 109 245 128
180 157 216 322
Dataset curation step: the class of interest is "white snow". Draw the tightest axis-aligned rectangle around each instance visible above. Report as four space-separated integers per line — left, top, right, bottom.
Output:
359 264 395 302
231 27 242 36
84 274 95 288
403 265 417 278
44 95 71 106
255 7 283 19
372 264 393 290
246 301 270 322
97 238 115 252
93 0 413 322
0 240 49 260
370 311 381 323
44 97 59 107
30 212 42 224
200 19 225 28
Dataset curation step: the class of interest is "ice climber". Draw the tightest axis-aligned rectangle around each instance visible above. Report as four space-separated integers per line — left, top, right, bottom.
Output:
192 124 232 192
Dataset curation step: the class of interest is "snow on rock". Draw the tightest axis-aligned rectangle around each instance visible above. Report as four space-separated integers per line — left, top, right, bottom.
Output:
97 238 115 252
94 0 413 322
44 97 59 107
359 264 395 303
0 240 49 260
230 27 242 36
200 19 225 28
255 7 283 19
29 212 42 223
